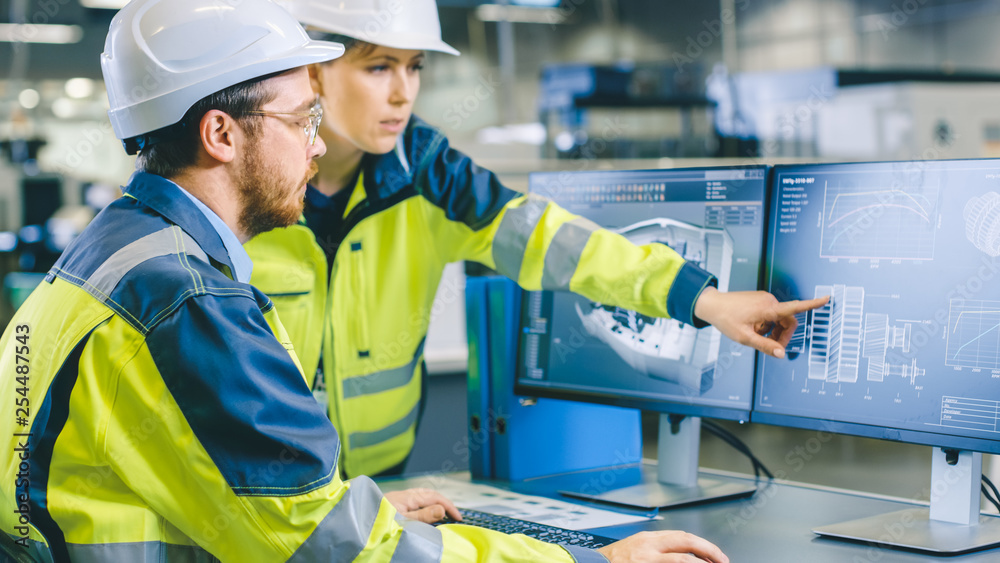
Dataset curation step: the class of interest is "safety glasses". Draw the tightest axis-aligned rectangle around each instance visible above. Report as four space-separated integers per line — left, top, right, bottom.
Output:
247 95 324 146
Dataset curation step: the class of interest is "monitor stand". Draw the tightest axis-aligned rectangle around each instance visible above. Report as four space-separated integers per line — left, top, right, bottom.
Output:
814 448 1000 555
559 414 758 510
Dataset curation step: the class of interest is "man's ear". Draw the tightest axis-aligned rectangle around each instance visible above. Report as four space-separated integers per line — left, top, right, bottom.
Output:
200 109 238 163
309 63 324 97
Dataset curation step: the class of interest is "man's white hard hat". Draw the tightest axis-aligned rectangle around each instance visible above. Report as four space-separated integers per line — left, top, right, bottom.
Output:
279 0 460 56
101 0 345 152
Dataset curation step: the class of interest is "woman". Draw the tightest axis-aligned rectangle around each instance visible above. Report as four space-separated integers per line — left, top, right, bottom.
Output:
247 0 826 480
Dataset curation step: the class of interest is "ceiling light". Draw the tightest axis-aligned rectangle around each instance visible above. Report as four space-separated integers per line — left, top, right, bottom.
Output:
18 89 40 110
65 78 95 99
476 5 566 24
52 98 75 119
79 0 129 8
0 24 83 44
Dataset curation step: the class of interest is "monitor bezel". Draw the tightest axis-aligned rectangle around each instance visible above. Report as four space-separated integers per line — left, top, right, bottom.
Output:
751 410 1000 454
512 164 772 424
752 158 1000 456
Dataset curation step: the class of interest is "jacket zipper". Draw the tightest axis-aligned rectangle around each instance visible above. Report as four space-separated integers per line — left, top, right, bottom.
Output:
324 201 368 457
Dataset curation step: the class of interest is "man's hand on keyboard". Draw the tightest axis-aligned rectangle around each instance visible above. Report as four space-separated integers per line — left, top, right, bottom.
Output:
597 530 729 563
384 488 463 524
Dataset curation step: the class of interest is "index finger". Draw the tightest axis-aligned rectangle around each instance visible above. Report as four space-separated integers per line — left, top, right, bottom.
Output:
774 295 829 318
421 490 462 521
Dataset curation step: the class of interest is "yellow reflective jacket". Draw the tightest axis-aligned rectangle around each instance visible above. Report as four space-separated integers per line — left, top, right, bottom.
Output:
245 116 716 478
0 172 601 563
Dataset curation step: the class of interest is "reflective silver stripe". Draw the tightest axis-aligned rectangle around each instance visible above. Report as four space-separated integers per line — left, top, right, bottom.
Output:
349 402 420 450
492 195 549 281
541 217 599 290
395 135 411 175
289 476 383 562
389 519 443 563
342 340 425 399
86 226 208 300
66 541 218 562
4 535 55 563
562 544 609 563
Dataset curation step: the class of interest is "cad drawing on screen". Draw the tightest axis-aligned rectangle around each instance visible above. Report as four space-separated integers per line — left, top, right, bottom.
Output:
758 160 1000 554
820 181 939 261
964 191 1000 257
793 283 926 389
574 217 733 394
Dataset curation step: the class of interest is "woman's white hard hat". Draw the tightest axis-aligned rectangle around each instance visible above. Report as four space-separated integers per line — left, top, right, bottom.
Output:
101 0 345 150
278 0 460 56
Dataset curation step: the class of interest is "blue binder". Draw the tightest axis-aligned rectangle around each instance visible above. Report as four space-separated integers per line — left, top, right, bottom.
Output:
465 276 642 481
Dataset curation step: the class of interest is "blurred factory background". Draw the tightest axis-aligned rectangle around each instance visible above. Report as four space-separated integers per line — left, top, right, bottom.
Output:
2 0 1000 494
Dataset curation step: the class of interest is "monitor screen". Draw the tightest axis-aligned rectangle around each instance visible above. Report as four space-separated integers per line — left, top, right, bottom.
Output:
755 159 1000 454
514 166 769 421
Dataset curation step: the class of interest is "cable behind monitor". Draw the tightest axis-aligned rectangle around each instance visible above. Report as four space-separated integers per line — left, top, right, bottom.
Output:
982 475 1000 513
701 419 774 481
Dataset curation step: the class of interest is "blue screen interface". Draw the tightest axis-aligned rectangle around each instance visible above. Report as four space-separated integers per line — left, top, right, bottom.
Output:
516 167 767 419
756 160 1000 448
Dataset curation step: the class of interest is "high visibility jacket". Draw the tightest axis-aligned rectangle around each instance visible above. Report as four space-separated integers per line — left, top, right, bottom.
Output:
0 172 603 563
245 116 717 478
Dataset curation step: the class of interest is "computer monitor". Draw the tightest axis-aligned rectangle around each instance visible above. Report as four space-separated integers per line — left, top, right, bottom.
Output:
755 159 1000 554
514 165 769 509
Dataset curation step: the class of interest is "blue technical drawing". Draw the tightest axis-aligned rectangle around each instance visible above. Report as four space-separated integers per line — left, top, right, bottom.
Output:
820 182 939 260
757 160 1000 448
964 192 1000 257
947 299 1000 370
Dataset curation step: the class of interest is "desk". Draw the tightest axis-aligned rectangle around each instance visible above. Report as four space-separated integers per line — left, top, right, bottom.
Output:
380 465 1000 562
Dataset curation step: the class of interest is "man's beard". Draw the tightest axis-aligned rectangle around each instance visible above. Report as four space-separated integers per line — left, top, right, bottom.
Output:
237 140 318 240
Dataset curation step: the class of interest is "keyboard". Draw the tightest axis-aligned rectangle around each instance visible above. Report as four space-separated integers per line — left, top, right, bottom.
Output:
436 508 617 549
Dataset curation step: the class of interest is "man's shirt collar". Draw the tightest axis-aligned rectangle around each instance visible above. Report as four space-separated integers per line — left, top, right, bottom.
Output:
122 171 252 283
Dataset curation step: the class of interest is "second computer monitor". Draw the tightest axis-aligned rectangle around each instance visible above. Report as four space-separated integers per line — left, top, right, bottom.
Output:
756 159 1000 454
756 159 1000 554
515 166 769 422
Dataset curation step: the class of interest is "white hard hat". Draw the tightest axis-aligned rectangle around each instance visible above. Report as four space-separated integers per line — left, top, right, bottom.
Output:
278 0 460 56
101 0 345 152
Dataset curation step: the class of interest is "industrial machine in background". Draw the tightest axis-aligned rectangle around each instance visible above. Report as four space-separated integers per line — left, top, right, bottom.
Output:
539 63 1000 162
538 63 718 160
0 133 114 326
707 66 1000 161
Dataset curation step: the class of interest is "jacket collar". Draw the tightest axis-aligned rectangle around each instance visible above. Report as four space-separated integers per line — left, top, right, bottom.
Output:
363 116 427 200
122 171 236 277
